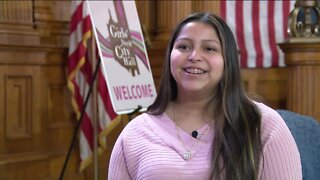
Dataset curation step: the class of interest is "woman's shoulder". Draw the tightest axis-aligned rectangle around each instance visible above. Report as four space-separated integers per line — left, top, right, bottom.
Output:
122 113 152 133
254 101 283 123
125 113 150 126
120 113 164 138
253 101 291 144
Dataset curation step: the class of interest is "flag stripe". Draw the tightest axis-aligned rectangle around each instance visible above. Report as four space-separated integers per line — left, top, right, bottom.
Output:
70 2 84 32
81 16 92 35
81 113 94 149
235 1 248 68
243 1 256 67
220 0 226 20
68 43 87 75
252 1 263 68
221 0 295 68
259 1 272 68
69 20 91 56
267 1 279 67
79 131 92 160
226 1 236 37
80 53 93 84
274 1 285 67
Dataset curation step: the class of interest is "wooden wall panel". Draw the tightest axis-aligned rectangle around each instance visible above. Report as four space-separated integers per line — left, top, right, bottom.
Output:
256 79 287 108
5 75 32 139
0 1 83 179
147 47 166 90
0 50 82 179
0 158 49 180
241 68 288 109
44 66 73 129
289 66 320 118
42 66 75 151
0 65 43 155
154 1 192 40
192 0 221 14
154 1 175 39
135 1 155 35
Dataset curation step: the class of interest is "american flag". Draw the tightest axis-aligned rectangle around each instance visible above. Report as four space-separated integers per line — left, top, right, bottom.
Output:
67 1 120 171
220 0 295 68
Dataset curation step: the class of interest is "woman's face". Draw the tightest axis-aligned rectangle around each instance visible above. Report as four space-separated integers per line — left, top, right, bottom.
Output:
170 21 224 98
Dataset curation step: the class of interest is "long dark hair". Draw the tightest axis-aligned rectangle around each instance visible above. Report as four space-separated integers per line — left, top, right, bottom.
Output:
147 12 262 180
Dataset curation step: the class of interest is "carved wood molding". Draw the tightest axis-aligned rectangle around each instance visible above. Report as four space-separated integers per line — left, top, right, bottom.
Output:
0 1 34 25
0 1 70 47
279 42 320 120
280 43 320 65
0 44 67 65
288 66 320 119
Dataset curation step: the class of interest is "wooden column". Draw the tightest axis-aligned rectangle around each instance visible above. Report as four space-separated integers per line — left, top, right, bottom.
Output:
279 42 320 120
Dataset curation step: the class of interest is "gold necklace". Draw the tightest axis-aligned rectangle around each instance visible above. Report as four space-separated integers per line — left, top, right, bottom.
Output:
173 104 210 160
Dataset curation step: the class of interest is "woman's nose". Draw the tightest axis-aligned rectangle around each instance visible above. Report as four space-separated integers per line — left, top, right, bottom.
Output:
188 49 202 62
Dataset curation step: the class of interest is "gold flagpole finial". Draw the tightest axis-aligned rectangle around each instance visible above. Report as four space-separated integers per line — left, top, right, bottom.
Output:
287 0 320 42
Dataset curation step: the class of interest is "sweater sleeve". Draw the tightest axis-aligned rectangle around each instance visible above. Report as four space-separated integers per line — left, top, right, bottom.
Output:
108 133 131 180
259 112 302 180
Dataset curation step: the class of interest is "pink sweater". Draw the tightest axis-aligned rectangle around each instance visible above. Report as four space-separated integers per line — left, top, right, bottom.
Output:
108 102 302 179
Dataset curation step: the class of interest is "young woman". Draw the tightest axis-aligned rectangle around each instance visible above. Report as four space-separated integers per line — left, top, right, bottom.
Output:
108 12 301 180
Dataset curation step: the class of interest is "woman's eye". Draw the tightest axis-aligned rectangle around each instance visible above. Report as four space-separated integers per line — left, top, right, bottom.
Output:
205 47 216 52
177 45 190 50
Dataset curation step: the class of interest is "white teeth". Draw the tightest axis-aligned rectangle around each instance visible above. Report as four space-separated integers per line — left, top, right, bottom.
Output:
185 68 205 74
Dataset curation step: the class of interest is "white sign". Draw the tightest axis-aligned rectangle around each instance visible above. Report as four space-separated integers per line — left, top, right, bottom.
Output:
87 1 156 114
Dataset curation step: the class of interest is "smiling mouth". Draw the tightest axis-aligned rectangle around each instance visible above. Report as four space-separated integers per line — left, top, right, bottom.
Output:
184 68 208 74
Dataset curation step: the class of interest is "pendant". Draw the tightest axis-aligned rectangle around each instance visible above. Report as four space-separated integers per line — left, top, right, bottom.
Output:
183 151 191 160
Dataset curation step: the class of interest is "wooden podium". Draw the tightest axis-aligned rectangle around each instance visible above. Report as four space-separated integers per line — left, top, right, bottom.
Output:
279 42 320 121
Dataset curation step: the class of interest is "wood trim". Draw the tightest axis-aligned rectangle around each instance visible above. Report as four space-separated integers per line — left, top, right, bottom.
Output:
280 42 320 120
